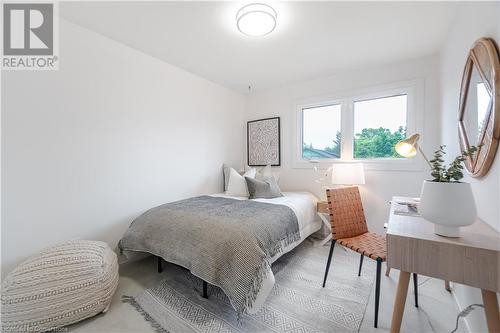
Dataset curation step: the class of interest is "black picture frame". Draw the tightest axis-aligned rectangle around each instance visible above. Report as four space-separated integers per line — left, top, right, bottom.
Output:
247 117 281 166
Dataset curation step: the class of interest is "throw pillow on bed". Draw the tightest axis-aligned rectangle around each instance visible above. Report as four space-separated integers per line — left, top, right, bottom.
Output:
226 167 256 197
222 164 232 191
256 164 280 183
245 176 283 199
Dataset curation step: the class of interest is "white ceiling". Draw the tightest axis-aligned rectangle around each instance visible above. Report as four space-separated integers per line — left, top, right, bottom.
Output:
61 1 458 93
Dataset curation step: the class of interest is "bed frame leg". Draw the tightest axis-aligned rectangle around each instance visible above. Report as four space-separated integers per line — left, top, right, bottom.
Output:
157 256 163 273
202 281 208 298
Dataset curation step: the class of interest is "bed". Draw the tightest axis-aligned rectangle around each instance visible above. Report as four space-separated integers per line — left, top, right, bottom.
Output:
118 191 321 315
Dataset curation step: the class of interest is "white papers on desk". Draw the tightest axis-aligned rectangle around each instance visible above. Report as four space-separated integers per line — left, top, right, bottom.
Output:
393 200 420 217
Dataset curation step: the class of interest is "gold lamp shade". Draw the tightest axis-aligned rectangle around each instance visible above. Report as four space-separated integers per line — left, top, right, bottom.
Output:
395 134 420 158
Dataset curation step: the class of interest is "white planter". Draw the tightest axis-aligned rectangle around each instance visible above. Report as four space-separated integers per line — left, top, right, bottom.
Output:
419 180 477 237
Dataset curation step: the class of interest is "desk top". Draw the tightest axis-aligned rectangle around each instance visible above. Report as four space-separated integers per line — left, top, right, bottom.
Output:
387 196 500 252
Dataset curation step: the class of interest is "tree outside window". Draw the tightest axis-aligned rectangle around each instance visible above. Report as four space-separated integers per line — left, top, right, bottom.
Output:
300 92 409 161
353 94 408 159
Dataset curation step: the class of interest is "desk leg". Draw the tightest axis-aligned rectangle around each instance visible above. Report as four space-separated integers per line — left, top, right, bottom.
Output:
390 271 411 333
481 289 500 333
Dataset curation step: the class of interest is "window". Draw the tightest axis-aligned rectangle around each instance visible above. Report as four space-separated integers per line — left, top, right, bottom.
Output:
353 95 407 159
302 104 341 160
295 80 421 170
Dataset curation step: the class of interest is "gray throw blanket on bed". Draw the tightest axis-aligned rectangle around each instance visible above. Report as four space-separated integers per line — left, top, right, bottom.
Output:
118 195 300 314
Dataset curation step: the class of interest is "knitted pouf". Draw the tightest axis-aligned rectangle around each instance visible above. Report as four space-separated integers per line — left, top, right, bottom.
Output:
1 240 119 332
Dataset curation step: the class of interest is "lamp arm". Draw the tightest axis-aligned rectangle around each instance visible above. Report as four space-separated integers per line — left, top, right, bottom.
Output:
418 146 432 169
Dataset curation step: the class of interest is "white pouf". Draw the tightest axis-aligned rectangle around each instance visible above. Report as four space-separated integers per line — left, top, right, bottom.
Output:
1 240 119 332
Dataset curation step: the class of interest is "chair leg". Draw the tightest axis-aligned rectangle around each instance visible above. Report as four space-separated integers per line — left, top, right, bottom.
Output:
413 273 419 308
157 256 162 273
322 240 336 288
358 254 364 276
374 259 382 328
202 281 208 299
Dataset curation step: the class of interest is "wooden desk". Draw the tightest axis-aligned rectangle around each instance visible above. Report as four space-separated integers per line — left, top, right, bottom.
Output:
387 197 500 333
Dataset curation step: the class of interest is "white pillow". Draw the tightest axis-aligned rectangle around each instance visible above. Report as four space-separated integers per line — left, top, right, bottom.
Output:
257 164 280 183
222 164 231 191
226 167 257 197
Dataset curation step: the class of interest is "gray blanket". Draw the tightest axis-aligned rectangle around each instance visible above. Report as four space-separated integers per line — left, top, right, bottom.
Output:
118 195 300 314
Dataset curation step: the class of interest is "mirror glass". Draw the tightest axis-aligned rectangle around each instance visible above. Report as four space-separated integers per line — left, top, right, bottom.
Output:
463 63 492 147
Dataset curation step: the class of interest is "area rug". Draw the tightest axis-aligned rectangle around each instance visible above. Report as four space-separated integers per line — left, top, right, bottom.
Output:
123 240 375 333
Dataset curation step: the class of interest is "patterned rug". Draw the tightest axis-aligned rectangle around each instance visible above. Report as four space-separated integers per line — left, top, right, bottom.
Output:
123 240 375 332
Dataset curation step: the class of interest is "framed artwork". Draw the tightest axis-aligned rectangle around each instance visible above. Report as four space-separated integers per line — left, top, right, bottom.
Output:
247 117 281 166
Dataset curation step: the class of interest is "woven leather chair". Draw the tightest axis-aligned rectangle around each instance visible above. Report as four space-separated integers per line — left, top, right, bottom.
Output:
322 186 418 328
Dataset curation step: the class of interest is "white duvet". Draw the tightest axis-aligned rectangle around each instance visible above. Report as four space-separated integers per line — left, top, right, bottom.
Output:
211 191 322 313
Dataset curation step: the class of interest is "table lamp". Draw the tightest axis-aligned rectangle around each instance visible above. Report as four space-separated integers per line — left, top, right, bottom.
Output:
332 163 365 185
394 133 431 168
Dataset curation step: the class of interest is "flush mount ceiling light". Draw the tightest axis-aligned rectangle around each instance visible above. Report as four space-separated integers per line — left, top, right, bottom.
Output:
236 3 277 37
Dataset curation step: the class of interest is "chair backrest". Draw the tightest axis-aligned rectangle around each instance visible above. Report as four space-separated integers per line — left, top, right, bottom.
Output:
326 186 368 240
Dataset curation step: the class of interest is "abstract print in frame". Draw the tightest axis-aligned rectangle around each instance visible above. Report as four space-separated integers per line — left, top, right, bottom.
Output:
247 117 281 166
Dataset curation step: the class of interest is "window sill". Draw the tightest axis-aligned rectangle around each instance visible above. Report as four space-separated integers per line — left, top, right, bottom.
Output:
292 157 425 172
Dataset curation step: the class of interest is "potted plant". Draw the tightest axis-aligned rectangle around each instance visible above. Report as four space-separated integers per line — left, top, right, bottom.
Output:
419 145 479 237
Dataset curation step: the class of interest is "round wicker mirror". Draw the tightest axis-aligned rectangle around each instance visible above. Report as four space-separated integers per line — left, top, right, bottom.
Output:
458 37 500 177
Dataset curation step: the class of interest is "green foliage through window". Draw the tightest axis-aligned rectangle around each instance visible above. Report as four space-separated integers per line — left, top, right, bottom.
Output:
353 127 407 158
303 127 407 159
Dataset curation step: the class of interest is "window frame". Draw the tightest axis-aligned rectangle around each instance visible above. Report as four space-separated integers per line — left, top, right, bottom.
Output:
293 79 424 171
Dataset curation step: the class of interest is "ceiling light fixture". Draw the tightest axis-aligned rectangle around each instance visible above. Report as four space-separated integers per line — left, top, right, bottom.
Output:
236 3 277 37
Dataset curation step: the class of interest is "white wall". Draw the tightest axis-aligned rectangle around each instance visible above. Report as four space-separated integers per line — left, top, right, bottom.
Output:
1 19 245 278
246 55 441 235
439 2 500 332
